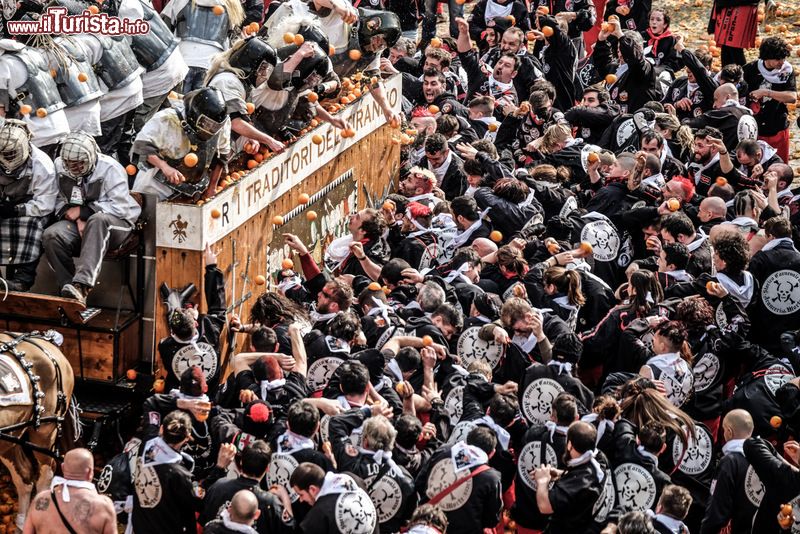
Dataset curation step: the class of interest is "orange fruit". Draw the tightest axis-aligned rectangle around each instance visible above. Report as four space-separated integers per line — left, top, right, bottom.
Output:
246 159 257 169
126 369 137 381
488 123 498 132
19 104 32 115
348 49 362 61
395 382 406 395
212 4 223 15
283 32 295 44
771 415 783 428
298 193 310 204
254 153 264 163
619 5 630 14
778 24 787 32
405 129 418 136
705 281 718 292
579 241 593 254
782 504 793 515
183 152 198 167
246 102 255 114
125 164 137 176
667 198 681 211
587 152 599 163
88 4 99 13
329 45 336 56
608 14 619 20
422 335 433 346
605 74 617 84
765 24 773 32
513 284 526 297
272 215 284 225
210 208 221 218
602 22 613 32
50 69 57 78
430 37 442 48
249 22 259 33
383 200 396 211
794 36 800 45
455 0 465 4
490 230 503 242
307 91 319 103
542 26 553 37
546 241 561 254
281 258 294 269
153 379 165 393
527 31 536 41
428 105 440 114
537 5 549 14
77 72 88 82
294 33 305 45
36 108 47 118
368 282 382 291
343 128 356 138
312 134 323 145
715 177 728 187
254 274 266 285
391 137 401 145
508 15 516 25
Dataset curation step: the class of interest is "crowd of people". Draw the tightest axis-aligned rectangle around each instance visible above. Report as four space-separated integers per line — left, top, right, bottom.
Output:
3 0 800 531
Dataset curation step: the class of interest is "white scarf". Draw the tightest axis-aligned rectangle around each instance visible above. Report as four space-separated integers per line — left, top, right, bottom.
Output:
429 150 453 183
722 98 751 112
487 74 514 98
368 297 393 326
687 80 699 98
450 208 491 248
762 237 799 253
387 358 404 381
50 477 96 503
544 420 570 441
484 0 513 20
141 436 184 467
642 173 665 189
219 509 258 534
512 332 538 353
581 413 614 444
324 234 354 272
688 153 720 185
715 271 754 307
722 438 745 456
614 62 629 81
358 447 399 472
465 185 477 196
777 188 793 200
317 472 359 498
277 430 316 454
647 352 682 371
450 440 489 473
567 449 604 482
169 389 210 403
444 262 473 285
260 378 287 400
651 512 689 534
477 415 510 450
730 216 759 232
636 445 659 465
310 309 337 324
686 230 708 253
757 59 794 85
474 314 491 324
519 190 537 208
666 270 693 283
278 275 303 294
408 526 442 534
408 192 441 205
547 360 573 375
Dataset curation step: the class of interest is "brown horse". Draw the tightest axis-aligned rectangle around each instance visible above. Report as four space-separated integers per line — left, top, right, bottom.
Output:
0 331 76 532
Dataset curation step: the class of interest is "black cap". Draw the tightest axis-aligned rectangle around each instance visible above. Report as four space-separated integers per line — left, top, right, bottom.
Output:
183 87 227 141
473 292 502 321
229 37 278 85
552 333 583 364
357 8 401 52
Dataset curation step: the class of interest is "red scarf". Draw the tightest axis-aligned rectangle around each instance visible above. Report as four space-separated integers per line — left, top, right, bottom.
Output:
646 28 672 51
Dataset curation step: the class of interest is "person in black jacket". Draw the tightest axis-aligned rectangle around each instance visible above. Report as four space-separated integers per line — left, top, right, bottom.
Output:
641 9 682 77
200 440 293 533
744 436 800 534
158 244 227 396
467 0 529 45
532 420 607 533
422 134 468 201
663 37 715 122
203 490 260 534
612 420 671 514
474 177 543 240
530 15 578 113
700 409 761 534
593 21 661 114
564 85 620 145
685 84 756 155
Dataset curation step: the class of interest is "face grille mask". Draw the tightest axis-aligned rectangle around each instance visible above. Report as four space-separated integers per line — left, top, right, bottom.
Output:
60 133 98 179
195 114 224 140
0 120 32 175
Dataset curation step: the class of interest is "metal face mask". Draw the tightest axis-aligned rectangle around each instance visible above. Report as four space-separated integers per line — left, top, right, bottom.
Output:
60 133 98 179
0 120 32 176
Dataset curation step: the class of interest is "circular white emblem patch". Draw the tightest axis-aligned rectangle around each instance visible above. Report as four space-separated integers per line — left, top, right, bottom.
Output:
672 425 713 476
764 364 793 396
368 474 403 523
457 327 505 370
444 385 464 424
134 463 162 509
447 420 477 445
96 465 113 494
581 220 620 262
517 440 558 489
693 353 720 392
521 378 565 425
335 490 378 534
427 458 473 512
593 470 615 522
559 195 578 218
744 465 764 507
615 118 636 147
614 463 658 512
172 342 218 381
737 114 758 142
762 270 800 315
267 452 300 502
307 356 344 392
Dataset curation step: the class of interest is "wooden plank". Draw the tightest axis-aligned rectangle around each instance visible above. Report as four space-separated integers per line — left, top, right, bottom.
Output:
0 291 90 324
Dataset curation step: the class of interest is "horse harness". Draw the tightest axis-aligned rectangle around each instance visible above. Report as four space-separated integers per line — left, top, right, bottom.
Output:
0 331 69 460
